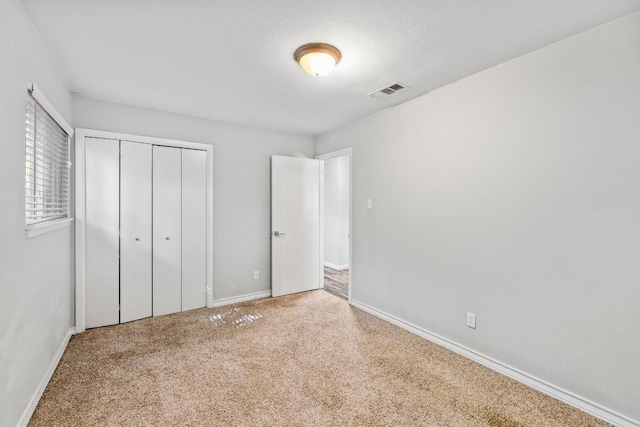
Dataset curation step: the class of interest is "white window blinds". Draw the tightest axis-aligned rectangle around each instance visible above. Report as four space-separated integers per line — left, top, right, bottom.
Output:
25 93 70 225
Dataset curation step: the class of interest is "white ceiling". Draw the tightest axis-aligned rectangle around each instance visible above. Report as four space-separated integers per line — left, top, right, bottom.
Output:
21 0 640 136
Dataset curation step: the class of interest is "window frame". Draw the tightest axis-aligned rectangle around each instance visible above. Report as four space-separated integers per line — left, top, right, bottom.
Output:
24 83 74 238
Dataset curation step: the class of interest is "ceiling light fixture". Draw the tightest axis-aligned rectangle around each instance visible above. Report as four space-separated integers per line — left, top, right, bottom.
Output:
294 43 341 77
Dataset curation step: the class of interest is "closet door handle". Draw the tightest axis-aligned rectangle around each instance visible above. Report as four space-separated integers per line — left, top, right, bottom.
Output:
165 237 170 240
135 238 140 241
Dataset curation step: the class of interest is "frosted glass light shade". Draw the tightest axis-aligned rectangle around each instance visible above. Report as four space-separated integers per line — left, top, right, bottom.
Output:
294 43 341 77
299 52 336 76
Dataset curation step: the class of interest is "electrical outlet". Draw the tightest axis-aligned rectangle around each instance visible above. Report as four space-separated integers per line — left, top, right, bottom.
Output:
466 312 476 329
253 270 259 280
367 198 373 209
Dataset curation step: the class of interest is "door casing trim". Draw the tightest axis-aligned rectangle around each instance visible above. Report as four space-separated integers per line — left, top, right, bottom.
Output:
315 148 353 303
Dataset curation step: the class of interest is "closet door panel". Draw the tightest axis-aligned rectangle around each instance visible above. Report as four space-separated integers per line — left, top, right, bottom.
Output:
120 141 153 323
182 149 207 311
153 146 182 316
85 137 120 328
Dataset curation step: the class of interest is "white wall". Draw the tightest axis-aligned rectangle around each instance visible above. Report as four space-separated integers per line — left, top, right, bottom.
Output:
316 12 640 423
0 1 74 426
72 96 314 301
324 156 350 269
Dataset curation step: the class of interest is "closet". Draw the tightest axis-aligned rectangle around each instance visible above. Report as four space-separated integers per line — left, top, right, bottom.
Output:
83 137 208 329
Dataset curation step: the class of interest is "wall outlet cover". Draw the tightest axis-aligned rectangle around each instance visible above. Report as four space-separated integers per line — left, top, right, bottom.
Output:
467 312 476 329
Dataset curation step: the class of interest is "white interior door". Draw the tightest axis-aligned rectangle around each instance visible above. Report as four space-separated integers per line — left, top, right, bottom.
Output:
120 141 153 323
271 156 320 297
153 145 183 317
181 149 207 311
85 137 119 328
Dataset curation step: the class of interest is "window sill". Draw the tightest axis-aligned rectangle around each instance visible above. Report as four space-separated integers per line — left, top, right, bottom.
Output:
26 218 73 239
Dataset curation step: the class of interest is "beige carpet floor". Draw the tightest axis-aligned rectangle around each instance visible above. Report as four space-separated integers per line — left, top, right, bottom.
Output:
30 291 606 426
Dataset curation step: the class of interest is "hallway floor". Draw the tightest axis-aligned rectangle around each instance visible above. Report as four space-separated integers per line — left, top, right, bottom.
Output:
323 266 349 300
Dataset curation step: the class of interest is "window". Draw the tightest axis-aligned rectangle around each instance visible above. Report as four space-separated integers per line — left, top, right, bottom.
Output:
24 84 73 235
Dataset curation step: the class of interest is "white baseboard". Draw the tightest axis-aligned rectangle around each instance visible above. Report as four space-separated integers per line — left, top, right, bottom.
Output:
212 290 272 307
324 262 349 271
350 300 638 427
18 327 75 427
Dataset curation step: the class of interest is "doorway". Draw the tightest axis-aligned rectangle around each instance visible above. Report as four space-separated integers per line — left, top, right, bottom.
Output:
317 149 352 301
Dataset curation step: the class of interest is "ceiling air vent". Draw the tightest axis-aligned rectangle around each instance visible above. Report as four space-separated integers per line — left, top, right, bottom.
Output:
369 82 408 99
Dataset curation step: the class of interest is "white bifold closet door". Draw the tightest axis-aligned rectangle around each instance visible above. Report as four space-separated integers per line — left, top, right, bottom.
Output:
181 149 207 311
85 137 120 328
152 146 183 316
83 138 207 327
120 141 153 323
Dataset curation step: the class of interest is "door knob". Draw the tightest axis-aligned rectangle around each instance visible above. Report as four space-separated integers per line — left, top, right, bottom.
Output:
135 238 140 241
165 237 170 240
273 231 286 237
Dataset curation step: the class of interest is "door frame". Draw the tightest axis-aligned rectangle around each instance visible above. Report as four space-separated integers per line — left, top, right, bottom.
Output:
74 128 214 333
315 148 353 303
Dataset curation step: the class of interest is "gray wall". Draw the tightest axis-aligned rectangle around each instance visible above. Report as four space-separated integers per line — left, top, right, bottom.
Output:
316 12 640 421
72 96 314 301
0 1 74 426
323 156 350 269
